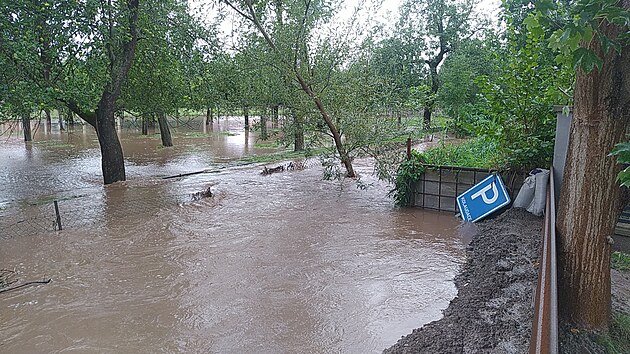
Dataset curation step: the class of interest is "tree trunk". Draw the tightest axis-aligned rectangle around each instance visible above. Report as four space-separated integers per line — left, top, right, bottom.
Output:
157 112 173 147
58 110 65 131
45 109 52 131
260 110 268 140
67 109 74 127
244 106 250 129
557 16 630 330
272 104 279 128
22 113 32 142
142 115 149 135
293 111 304 152
206 107 211 126
295 72 355 177
96 94 126 184
424 63 439 129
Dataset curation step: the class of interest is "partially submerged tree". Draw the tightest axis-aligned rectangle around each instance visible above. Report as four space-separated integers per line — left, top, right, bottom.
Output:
219 0 357 177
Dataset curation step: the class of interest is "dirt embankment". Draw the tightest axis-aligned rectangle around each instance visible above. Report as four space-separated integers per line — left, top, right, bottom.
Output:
384 208 542 353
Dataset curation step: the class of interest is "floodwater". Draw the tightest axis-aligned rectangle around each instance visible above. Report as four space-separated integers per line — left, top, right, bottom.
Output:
0 118 465 353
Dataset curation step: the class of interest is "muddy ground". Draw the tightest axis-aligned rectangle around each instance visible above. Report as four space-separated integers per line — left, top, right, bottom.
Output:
384 207 630 354
384 208 542 353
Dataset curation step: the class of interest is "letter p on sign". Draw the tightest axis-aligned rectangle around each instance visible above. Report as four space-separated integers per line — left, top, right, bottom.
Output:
457 174 510 222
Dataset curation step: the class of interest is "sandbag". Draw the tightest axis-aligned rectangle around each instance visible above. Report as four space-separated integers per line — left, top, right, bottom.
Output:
513 168 550 216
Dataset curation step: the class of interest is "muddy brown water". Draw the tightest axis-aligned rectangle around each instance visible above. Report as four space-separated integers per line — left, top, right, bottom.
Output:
0 119 465 353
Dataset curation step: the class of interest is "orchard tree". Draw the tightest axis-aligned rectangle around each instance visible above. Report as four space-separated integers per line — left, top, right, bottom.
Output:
1 0 142 184
397 0 481 128
219 0 358 177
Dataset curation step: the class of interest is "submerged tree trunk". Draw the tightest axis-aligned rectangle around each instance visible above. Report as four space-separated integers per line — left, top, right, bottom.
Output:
260 110 268 140
45 109 52 131
58 110 65 131
157 112 173 147
64 0 139 185
67 109 74 128
95 94 126 184
142 115 149 135
293 110 304 152
205 107 212 126
22 113 32 142
557 15 630 330
244 106 250 129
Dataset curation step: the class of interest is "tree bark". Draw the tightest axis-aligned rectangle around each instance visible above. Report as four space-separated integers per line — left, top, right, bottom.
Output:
95 93 126 184
272 104 279 128
22 113 32 142
260 110 268 140
205 107 212 126
157 112 173 147
244 106 250 129
557 13 630 330
45 109 51 131
58 111 65 131
142 115 149 135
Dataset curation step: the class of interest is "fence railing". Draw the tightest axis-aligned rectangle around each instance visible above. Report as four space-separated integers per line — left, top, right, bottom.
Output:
529 168 558 354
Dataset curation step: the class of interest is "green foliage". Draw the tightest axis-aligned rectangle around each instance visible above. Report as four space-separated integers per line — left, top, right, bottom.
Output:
473 28 573 170
389 151 426 207
611 251 630 271
524 0 630 73
610 142 630 188
598 312 630 353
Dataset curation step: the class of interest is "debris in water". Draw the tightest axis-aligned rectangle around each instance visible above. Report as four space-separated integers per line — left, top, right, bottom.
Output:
192 187 213 201
261 165 285 176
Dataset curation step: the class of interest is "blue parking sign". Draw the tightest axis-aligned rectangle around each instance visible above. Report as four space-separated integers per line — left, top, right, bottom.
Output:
457 174 511 222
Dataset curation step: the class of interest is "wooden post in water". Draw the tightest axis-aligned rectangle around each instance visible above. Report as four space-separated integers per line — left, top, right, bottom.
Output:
54 201 62 231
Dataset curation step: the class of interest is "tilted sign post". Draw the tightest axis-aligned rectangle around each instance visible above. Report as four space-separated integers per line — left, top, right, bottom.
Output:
457 174 511 222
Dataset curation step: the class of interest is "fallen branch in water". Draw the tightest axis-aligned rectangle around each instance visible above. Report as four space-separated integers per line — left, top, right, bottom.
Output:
0 279 51 294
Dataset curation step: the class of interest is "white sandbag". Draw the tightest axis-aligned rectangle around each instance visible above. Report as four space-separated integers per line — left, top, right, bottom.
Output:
513 168 550 216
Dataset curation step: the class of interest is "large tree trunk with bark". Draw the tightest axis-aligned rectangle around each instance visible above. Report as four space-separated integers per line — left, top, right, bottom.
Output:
557 14 630 330
96 94 126 184
157 112 173 147
22 113 32 142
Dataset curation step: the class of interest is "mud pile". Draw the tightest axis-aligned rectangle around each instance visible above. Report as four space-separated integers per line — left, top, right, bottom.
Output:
385 208 542 353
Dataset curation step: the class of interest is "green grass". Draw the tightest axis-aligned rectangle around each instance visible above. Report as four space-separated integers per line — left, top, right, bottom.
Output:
612 251 630 272
598 312 630 353
421 137 500 169
254 142 282 149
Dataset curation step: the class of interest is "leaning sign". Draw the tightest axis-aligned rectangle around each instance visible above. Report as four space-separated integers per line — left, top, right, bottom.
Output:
457 174 511 222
